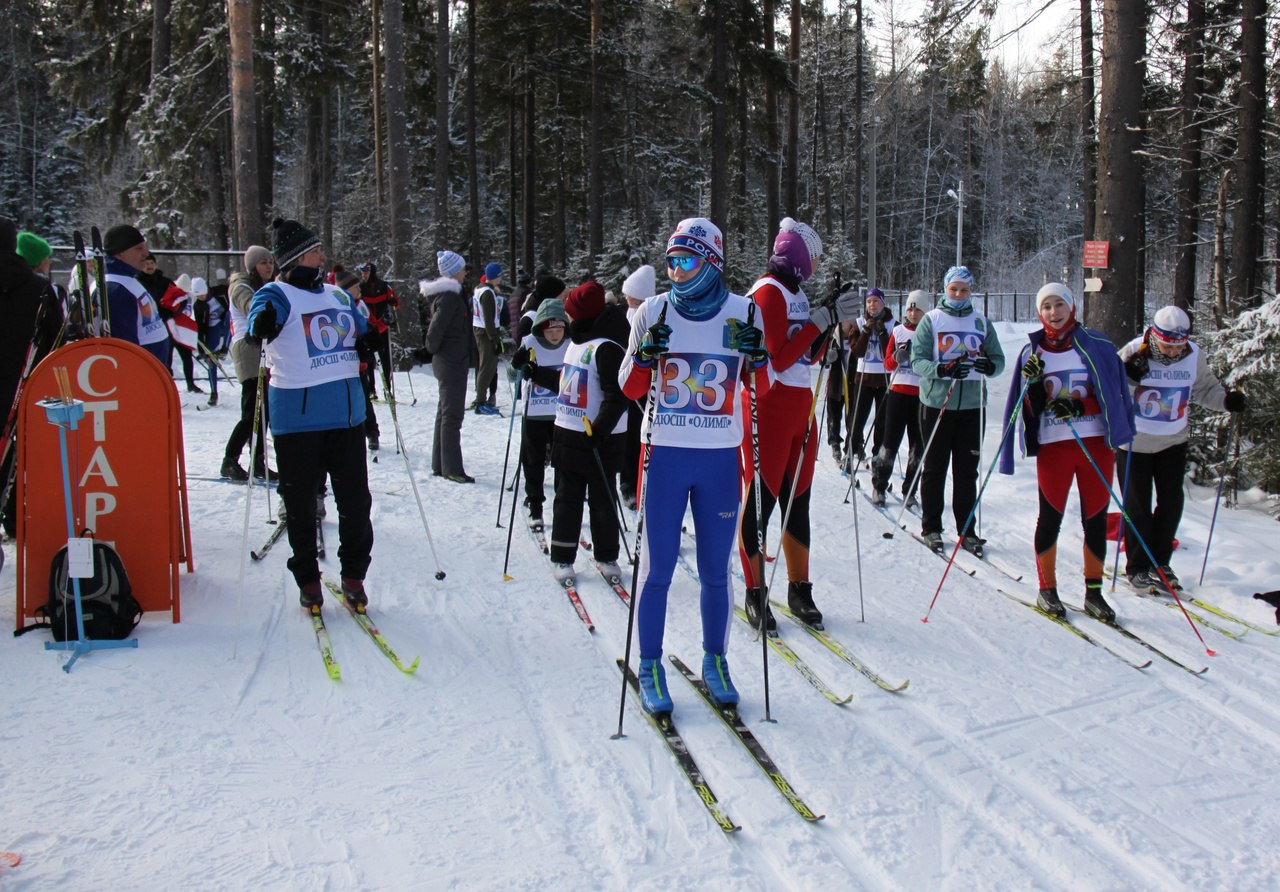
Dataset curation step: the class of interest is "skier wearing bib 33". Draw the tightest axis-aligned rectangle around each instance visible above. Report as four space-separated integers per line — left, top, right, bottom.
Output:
619 217 770 717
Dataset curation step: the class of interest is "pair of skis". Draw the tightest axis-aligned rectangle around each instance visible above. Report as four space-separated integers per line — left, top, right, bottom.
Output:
249 515 324 562
306 579 421 680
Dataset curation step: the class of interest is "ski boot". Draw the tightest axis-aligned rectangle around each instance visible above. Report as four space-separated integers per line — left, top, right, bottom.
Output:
744 585 776 634
921 531 945 555
787 581 824 629
595 560 623 583
870 488 887 508
552 562 575 585
702 652 740 707
1036 586 1065 618
368 433 380 452
1083 582 1115 623
960 536 986 559
638 657 673 716
341 577 368 611
1157 565 1183 591
1128 569 1159 594
221 458 249 482
299 581 323 610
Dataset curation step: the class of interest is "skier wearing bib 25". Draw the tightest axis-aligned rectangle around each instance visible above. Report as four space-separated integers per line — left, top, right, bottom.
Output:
619 218 771 717
998 283 1135 620
247 218 375 611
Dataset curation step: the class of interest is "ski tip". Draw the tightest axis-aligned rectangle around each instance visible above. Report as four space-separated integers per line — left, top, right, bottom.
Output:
402 657 422 674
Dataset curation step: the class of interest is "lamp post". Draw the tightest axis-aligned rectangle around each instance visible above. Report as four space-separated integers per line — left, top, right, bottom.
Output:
946 180 964 267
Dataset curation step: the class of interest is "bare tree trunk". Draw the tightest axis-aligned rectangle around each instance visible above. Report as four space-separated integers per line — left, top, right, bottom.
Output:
1089 0 1147 346
467 0 480 267
764 0 779 249
152 0 171 83
1214 172 1228 327
434 0 451 248
302 6 329 239
383 0 413 279
553 81 566 268
1229 0 1266 312
508 65 518 277
522 29 536 273
588 0 604 272
1172 0 1205 314
372 0 385 210
709 0 728 224
1080 0 1096 242
853 0 863 252
785 0 800 214
256 1 275 214
228 0 262 248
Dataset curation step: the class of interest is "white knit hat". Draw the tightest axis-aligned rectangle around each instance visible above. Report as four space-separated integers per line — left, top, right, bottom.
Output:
905 289 931 312
778 217 823 261
667 218 725 272
622 264 656 300
190 276 208 297
1035 282 1074 312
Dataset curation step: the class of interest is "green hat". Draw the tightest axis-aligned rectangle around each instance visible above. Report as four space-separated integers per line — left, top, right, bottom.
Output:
16 232 52 267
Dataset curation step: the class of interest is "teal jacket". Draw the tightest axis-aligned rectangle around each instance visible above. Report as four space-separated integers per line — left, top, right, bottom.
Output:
909 300 1005 410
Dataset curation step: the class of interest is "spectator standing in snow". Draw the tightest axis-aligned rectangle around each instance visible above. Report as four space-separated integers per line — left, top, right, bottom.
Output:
619 217 770 717
247 218 374 610
221 246 276 481
843 288 895 470
356 262 400 400
98 224 170 364
421 250 478 483
872 289 929 507
512 298 570 530
1115 305 1246 593
998 283 1136 621
738 218 859 633
909 265 1005 556
617 264 656 510
470 262 505 415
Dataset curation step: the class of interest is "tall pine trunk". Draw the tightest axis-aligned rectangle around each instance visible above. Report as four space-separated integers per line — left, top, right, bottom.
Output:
1080 0 1096 242
588 0 603 272
467 0 480 267
784 0 800 214
1172 0 1205 314
383 0 413 281
764 0 779 250
1229 0 1266 312
228 0 261 248
434 0 451 248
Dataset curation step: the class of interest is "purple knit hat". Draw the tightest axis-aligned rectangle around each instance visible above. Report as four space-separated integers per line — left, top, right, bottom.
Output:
770 230 812 281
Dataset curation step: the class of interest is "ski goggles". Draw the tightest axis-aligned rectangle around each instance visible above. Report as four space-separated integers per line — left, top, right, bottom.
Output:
666 255 702 272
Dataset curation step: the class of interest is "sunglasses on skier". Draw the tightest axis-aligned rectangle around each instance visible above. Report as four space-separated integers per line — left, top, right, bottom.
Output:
667 255 702 272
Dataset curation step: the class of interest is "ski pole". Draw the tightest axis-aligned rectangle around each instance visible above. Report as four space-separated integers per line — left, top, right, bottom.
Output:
582 417 631 541
1109 444 1134 592
385 362 447 581
1198 414 1237 586
886 377 959 538
1061 417 1215 656
500 456 524 580
614 304 665 740
496 371 523 527
235 348 269 647
735 303 776 722
392 323 418 405
921 374 1031 622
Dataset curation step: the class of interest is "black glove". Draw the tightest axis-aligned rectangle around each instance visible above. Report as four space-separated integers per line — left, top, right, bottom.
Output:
1224 390 1246 413
829 278 854 304
938 358 971 379
1124 349 1150 383
1021 353 1044 381
971 354 996 375
637 318 672 362
728 318 768 367
250 303 280 341
1047 396 1085 420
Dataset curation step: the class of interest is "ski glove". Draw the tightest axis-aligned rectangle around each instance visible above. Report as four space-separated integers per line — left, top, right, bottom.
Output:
893 342 911 366
636 319 672 362
1224 390 1246 413
971 354 996 375
250 303 280 342
938 358 971 379
1124 349 1150 383
727 318 769 367
1021 353 1044 381
1047 396 1085 420
809 283 860 332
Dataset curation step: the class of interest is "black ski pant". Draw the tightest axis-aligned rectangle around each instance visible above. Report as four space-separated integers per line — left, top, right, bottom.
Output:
824 355 847 447
873 389 922 496
223 376 268 471
521 416 556 518
1115 443 1187 575
274 425 373 590
919 404 982 538
738 477 811 589
432 359 468 476
550 435 621 565
619 399 644 501
845 384 886 460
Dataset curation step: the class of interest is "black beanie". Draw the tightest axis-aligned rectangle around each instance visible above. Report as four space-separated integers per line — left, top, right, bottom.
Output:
0 217 15 254
532 274 566 304
271 217 322 269
104 224 146 256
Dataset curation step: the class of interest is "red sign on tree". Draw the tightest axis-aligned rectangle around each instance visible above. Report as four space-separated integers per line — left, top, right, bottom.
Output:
1082 240 1110 268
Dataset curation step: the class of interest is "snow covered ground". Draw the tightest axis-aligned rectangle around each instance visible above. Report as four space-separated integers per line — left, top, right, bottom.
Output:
4 321 1279 891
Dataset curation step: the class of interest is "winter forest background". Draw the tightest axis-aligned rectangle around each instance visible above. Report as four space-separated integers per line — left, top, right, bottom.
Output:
2 0 1279 501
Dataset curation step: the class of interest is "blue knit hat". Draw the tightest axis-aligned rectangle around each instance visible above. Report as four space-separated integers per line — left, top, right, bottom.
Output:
437 250 465 278
943 265 974 289
484 262 503 281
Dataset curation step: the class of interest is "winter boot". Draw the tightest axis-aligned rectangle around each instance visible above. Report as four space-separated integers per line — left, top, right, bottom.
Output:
207 394 218 407
870 488 887 508
787 581 824 628
252 463 277 481
1083 581 1115 623
744 585 776 633
299 581 323 610
1128 569 1159 594
445 472 476 484
368 433 380 452
220 458 249 482
341 578 368 610
1036 586 1065 618
552 562 575 585
921 531 945 554
1157 565 1183 591
702 652 740 707
830 443 843 465
637 657 673 716
961 536 986 559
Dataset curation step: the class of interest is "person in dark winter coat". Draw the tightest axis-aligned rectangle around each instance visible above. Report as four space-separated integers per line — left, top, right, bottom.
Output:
0 219 64 536
356 262 399 399
872 289 930 506
512 299 570 528
507 271 532 343
98 224 170 364
420 250 477 482
470 262 505 414
1115 304 1246 593
999 283 1136 621
247 218 375 611
221 246 276 481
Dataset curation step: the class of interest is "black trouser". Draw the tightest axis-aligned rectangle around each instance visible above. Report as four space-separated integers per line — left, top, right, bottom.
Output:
1115 443 1187 575
846 384 886 460
619 399 644 499
738 478 811 588
224 377 268 470
549 434 621 564
825 355 847 446
919 404 982 537
175 343 197 389
273 425 373 589
521 416 556 517
873 389 923 496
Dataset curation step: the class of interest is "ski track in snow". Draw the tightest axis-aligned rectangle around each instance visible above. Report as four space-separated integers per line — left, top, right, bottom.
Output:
3 322 1279 890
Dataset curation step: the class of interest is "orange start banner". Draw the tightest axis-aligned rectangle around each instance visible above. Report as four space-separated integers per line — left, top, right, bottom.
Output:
15 338 193 628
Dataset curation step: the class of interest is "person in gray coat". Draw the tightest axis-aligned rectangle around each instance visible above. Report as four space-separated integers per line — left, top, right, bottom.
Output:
419 250 478 483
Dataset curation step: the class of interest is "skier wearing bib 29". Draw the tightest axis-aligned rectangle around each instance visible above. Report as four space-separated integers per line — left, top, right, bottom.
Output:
247 218 375 611
619 218 771 717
